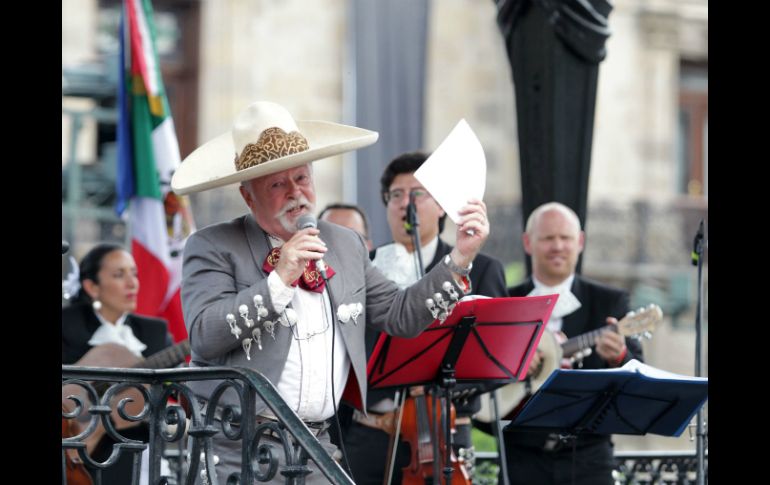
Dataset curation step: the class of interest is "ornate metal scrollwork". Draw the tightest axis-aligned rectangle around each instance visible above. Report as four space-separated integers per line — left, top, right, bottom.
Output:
62 366 354 484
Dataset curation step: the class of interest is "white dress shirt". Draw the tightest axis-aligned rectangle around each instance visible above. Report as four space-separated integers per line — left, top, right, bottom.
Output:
263 238 350 422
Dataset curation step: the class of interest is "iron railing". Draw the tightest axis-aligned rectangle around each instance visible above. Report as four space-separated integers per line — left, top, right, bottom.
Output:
614 450 707 485
474 449 707 485
62 366 354 485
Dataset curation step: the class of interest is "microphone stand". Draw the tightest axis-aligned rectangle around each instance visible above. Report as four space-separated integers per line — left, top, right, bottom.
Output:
407 193 450 482
691 220 707 485
405 191 424 279
384 193 431 485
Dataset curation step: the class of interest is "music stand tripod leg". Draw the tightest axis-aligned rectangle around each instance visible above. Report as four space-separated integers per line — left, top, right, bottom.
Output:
437 315 476 484
440 363 456 484
491 390 510 485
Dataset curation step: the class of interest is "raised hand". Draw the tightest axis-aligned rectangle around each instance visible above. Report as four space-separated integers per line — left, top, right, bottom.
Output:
274 227 327 286
449 198 490 269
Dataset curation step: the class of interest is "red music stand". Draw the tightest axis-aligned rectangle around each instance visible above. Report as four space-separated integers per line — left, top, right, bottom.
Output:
367 295 558 484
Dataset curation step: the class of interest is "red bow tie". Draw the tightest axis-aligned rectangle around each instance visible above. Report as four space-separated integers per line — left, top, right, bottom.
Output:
262 247 335 293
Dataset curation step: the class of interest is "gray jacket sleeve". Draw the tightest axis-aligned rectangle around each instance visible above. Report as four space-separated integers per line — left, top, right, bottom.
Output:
181 229 279 361
361 245 466 338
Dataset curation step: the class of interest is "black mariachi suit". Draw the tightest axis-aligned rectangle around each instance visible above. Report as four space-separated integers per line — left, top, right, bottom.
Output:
339 239 507 485
62 302 172 365
504 276 643 485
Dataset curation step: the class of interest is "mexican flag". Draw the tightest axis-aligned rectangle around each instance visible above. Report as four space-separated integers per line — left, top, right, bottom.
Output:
116 0 194 344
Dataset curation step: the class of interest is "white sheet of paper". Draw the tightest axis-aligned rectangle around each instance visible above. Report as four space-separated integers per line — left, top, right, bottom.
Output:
414 119 486 224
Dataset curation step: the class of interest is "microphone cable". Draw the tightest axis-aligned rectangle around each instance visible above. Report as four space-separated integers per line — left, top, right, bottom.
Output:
295 214 355 479
321 268 356 481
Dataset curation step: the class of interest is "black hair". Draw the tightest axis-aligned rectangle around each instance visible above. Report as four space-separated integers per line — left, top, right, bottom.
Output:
379 151 446 233
71 243 126 304
318 203 370 238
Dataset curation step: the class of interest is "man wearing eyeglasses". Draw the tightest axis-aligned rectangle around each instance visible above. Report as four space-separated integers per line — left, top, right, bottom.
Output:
339 151 507 484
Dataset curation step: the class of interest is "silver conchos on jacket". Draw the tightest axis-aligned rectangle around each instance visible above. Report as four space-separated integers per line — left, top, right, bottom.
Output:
425 280 462 324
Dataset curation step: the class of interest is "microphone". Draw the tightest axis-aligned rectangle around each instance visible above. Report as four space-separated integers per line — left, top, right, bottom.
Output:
404 190 418 235
62 240 70 255
691 219 705 266
296 214 317 231
296 214 329 280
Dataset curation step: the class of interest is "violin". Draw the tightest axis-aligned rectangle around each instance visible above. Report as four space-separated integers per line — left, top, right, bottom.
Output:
62 404 93 485
397 387 470 485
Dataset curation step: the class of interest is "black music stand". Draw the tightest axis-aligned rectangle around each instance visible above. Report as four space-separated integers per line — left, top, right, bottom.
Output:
368 295 558 484
509 361 709 438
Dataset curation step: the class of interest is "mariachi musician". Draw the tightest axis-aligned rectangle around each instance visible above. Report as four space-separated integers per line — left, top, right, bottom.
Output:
338 151 507 484
502 202 644 485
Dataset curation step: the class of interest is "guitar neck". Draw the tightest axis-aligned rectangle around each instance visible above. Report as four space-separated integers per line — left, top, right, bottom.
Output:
139 339 191 370
560 304 662 359
561 328 612 359
91 339 190 395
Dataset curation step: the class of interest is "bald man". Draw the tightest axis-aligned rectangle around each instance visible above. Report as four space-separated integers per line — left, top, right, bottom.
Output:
503 201 644 485
319 203 373 251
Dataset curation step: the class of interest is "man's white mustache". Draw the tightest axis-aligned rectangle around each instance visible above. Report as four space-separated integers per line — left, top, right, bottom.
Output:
278 196 311 217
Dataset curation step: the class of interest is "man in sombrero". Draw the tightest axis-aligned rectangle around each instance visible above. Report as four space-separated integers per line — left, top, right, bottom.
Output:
172 101 490 483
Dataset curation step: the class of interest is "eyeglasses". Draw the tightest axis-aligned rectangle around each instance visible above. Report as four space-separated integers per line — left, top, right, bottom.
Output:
384 189 429 205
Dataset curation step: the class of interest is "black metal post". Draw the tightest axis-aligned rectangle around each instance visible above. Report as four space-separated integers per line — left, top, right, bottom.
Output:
495 0 613 274
691 220 706 485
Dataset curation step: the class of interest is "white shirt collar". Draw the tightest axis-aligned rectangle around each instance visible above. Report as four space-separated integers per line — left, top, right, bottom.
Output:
372 236 439 289
88 310 147 357
93 310 129 328
528 274 582 320
267 233 284 248
531 274 576 296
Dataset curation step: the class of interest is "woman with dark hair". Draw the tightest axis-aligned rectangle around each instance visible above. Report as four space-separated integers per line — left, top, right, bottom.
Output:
62 243 172 364
61 243 173 485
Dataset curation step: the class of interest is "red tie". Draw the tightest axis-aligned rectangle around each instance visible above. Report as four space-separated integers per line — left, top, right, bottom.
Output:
262 247 335 293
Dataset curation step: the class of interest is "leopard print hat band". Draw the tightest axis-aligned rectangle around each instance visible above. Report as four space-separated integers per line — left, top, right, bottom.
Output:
232 102 309 171
234 127 309 171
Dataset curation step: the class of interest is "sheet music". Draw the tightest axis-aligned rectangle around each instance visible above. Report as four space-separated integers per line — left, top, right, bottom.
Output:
414 119 486 224
615 359 708 382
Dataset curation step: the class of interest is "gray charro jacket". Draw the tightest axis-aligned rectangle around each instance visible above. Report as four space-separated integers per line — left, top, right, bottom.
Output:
181 215 466 414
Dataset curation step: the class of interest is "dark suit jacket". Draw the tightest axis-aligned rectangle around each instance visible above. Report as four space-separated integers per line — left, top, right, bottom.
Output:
61 302 172 365
432 239 508 301
504 275 643 448
365 238 508 410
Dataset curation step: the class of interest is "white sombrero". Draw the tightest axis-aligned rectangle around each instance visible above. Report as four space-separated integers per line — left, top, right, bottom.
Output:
171 101 379 195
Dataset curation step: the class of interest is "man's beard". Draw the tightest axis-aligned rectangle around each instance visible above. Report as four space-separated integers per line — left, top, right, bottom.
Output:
276 196 314 235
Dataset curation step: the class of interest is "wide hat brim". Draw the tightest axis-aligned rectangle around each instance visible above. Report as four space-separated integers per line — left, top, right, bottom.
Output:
171 120 378 195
